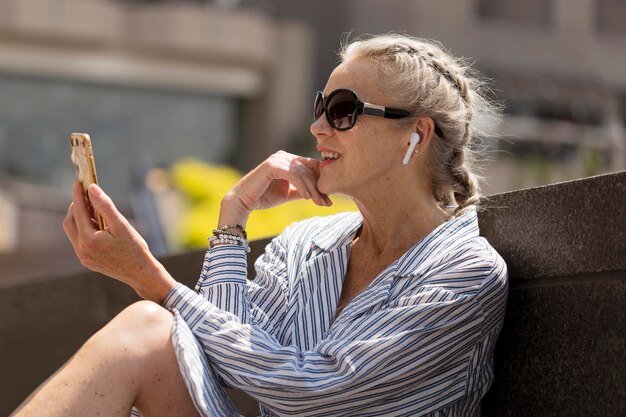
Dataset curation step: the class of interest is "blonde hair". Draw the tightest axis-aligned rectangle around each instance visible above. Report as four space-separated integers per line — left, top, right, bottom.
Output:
339 34 501 216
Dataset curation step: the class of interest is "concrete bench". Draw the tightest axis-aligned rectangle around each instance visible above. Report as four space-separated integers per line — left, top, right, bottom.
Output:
1 171 624 416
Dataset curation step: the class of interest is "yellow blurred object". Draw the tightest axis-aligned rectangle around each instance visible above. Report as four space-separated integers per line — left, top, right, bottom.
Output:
170 158 357 248
171 158 242 202
248 196 358 240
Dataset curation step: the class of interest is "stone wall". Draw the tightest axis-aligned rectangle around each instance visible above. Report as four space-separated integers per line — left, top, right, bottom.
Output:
1 171 624 416
478 171 625 416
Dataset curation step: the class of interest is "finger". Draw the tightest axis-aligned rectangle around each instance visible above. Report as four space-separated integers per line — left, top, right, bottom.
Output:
286 184 302 201
63 203 79 245
87 184 128 233
289 159 329 206
283 161 317 202
299 172 329 206
285 180 309 202
295 156 322 180
299 159 333 206
72 180 97 232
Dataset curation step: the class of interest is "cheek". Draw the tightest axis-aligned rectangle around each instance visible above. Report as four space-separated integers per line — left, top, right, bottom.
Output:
351 138 390 167
338 126 402 173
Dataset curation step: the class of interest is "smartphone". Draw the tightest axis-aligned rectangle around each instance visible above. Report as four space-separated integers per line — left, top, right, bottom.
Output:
70 133 106 230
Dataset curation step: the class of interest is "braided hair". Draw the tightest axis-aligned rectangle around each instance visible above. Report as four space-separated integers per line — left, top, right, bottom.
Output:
339 34 500 216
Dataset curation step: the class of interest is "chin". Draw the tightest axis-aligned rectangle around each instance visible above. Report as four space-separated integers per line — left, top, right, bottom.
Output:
317 181 331 195
317 176 337 195
318 182 351 198
318 171 355 196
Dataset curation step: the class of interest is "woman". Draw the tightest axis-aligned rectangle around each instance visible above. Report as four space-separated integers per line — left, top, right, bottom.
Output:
13 34 507 417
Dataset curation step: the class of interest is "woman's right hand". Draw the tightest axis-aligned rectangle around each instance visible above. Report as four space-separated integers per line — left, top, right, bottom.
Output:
218 151 332 227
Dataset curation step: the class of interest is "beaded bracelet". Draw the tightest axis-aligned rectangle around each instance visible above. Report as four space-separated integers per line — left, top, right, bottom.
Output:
209 233 247 244
209 234 250 253
212 224 247 240
209 224 250 253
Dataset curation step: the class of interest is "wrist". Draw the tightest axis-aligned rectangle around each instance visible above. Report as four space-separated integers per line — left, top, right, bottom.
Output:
219 193 251 229
209 223 250 253
135 256 177 304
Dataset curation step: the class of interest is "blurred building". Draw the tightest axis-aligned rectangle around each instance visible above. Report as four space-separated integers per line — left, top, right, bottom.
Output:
0 0 313 191
1 0 625 276
0 0 313 273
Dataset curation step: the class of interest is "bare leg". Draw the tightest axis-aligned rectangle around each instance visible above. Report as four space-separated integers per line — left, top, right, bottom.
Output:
11 301 200 417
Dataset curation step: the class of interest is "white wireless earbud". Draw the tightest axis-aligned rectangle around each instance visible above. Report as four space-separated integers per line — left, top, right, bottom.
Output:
402 132 421 165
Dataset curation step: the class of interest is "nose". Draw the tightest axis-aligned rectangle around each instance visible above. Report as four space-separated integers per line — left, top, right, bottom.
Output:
310 113 333 139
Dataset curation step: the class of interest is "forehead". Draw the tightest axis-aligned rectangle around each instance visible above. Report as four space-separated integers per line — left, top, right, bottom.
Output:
324 57 385 102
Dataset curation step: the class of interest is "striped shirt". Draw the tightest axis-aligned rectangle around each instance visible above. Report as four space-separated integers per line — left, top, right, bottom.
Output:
161 210 508 417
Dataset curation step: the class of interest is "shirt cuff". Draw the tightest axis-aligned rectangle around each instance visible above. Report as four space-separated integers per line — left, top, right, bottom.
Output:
162 282 218 329
199 244 248 287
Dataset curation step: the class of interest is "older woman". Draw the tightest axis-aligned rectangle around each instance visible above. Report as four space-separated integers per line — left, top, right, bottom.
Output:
13 34 507 417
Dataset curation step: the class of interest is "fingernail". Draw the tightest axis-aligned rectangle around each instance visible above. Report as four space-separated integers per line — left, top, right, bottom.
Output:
305 191 311 200
88 184 101 196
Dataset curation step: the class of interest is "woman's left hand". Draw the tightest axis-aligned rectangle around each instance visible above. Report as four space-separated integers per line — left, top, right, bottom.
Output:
63 181 176 303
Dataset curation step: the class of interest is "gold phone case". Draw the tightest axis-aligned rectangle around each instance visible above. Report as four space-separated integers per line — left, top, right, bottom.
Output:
70 133 106 230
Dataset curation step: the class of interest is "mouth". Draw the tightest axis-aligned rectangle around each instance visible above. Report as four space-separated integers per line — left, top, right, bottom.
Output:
317 146 342 168
320 151 342 161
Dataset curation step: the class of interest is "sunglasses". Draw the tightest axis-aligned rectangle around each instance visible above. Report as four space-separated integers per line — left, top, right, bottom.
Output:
314 88 443 137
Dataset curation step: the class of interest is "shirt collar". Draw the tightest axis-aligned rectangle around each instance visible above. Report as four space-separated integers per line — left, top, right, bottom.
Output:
311 212 363 252
396 210 479 277
311 210 479 277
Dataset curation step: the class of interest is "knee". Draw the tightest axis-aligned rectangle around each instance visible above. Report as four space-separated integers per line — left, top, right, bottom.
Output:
119 300 173 331
95 300 174 356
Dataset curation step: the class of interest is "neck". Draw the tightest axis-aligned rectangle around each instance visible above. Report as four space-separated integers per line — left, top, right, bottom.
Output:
352 189 450 256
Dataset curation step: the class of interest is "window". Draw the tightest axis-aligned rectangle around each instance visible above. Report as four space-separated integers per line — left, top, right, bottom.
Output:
0 73 239 195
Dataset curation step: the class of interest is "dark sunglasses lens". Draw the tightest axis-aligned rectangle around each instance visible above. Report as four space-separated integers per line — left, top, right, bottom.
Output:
314 92 324 120
327 91 356 130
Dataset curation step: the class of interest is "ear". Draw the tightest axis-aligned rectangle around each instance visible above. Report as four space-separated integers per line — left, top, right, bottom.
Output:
414 117 437 149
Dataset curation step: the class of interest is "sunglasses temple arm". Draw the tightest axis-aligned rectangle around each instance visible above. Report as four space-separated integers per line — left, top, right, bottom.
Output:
362 103 386 117
364 103 443 136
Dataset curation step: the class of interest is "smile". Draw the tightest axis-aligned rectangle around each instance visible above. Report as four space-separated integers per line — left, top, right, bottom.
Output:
320 151 341 161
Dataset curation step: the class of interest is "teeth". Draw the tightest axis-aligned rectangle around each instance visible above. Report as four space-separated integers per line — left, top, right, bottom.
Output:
320 151 341 160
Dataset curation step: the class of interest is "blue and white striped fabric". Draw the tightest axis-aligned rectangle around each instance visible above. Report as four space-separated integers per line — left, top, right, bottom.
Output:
161 210 508 417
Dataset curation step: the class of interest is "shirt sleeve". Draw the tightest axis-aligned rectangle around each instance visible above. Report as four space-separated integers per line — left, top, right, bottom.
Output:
162 259 497 416
194 231 289 339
